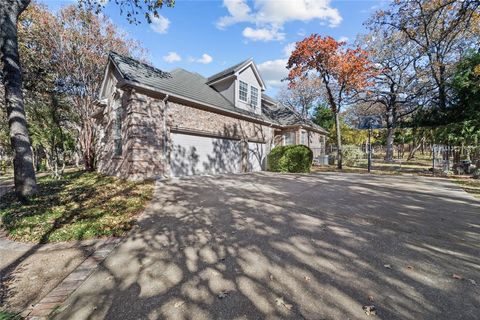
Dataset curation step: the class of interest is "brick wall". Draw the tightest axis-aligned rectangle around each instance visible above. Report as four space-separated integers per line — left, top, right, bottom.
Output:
167 102 272 142
97 89 167 180
97 90 275 180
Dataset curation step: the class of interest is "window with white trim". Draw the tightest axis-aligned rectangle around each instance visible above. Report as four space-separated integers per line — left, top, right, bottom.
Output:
250 86 258 108
300 131 307 145
239 81 248 102
284 132 295 145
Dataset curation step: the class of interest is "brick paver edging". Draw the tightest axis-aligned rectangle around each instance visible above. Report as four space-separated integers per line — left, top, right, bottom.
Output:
24 238 121 319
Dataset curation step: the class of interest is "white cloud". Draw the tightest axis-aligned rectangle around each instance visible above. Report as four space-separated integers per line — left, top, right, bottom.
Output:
217 0 342 41
150 15 170 34
242 27 285 41
282 42 296 57
163 52 181 63
257 59 288 88
192 53 213 64
217 0 253 29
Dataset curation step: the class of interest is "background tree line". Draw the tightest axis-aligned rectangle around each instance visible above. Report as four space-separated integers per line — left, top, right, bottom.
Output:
280 0 479 167
1 0 173 198
1 2 142 178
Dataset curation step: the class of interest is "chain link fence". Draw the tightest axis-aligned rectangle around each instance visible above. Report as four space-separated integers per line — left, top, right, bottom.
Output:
314 144 480 177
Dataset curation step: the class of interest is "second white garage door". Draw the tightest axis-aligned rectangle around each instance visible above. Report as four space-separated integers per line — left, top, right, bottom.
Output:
247 142 266 172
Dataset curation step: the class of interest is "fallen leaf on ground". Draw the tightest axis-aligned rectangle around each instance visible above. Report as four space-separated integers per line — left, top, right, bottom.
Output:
384 264 392 269
269 274 274 281
275 297 293 311
368 295 374 302
174 301 185 308
406 265 414 270
304 276 311 281
468 279 477 285
362 305 377 316
218 291 229 299
452 274 463 280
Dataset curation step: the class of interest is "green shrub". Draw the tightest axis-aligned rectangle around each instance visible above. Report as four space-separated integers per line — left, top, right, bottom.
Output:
342 145 365 166
268 145 313 173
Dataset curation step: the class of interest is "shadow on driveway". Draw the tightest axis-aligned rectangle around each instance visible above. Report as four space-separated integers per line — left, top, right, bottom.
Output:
55 172 480 320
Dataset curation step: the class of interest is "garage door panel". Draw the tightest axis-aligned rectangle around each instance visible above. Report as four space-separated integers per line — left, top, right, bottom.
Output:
171 133 241 177
248 142 266 172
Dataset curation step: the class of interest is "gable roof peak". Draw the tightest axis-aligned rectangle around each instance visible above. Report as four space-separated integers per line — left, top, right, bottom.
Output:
206 58 253 84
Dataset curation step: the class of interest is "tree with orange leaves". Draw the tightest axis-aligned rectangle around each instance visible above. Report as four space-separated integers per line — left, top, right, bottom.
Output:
287 35 375 169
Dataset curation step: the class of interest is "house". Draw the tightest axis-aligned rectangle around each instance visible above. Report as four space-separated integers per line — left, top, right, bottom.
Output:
94 52 327 180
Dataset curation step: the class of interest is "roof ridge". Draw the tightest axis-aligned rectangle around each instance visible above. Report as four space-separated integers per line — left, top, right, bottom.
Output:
206 58 252 83
172 68 208 81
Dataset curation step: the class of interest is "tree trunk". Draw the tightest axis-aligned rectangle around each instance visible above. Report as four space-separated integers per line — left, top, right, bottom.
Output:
334 111 342 169
384 105 395 162
385 125 395 162
407 136 425 161
80 118 96 171
0 0 37 198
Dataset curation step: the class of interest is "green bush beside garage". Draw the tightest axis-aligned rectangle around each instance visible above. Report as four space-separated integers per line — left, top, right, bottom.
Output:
267 145 313 173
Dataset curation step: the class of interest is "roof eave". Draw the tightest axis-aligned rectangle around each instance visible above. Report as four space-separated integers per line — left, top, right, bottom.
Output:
118 79 283 129
205 73 236 86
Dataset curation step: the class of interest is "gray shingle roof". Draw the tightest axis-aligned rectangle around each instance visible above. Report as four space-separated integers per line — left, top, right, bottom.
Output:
206 58 252 83
109 52 266 121
109 52 325 132
261 98 327 133
110 52 172 82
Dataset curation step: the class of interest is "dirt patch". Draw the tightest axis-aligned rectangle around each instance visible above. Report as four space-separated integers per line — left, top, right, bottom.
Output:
0 246 93 314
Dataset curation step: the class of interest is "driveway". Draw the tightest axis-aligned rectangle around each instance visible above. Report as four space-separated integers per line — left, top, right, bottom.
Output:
55 172 480 320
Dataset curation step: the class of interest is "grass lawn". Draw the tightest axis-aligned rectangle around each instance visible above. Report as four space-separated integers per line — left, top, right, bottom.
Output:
0 311 22 320
0 171 154 243
454 178 480 198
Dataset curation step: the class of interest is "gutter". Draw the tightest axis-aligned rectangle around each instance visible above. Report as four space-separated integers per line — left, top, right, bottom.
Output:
116 79 326 134
282 124 328 135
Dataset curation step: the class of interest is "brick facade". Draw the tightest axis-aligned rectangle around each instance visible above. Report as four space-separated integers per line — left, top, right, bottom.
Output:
167 102 272 142
97 89 167 180
97 89 276 180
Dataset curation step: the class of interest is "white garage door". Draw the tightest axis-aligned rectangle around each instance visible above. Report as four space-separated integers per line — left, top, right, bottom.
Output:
170 133 242 177
247 142 266 172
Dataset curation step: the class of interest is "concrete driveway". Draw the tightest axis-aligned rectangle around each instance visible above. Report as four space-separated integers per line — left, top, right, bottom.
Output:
55 172 480 320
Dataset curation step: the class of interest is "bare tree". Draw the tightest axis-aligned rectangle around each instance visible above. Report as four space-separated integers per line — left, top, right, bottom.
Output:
277 75 323 120
354 31 430 161
371 0 480 111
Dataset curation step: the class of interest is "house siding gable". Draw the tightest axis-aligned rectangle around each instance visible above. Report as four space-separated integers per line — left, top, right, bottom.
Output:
235 66 262 115
211 77 235 105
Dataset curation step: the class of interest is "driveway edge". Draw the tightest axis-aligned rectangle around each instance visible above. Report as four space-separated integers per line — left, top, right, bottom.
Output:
24 238 121 320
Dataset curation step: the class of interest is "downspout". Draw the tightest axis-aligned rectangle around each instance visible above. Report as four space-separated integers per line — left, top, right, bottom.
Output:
162 94 170 176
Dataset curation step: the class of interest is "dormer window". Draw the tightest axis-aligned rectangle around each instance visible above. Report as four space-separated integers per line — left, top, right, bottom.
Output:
250 86 258 108
239 81 248 102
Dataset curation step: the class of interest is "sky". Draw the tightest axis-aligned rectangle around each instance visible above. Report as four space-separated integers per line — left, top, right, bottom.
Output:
39 0 389 96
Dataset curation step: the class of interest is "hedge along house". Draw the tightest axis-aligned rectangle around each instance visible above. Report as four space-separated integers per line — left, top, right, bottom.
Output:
93 52 327 180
